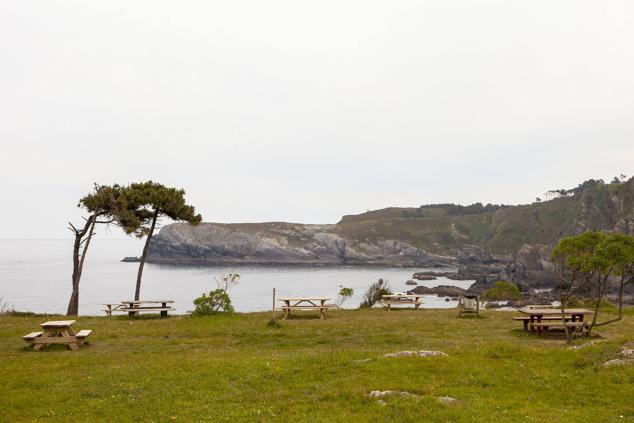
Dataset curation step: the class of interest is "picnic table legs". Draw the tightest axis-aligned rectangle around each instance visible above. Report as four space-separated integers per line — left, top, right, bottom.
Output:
33 327 80 351
127 302 139 318
161 302 168 318
282 301 290 320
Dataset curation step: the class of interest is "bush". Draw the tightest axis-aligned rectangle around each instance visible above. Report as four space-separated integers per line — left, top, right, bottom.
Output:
0 298 14 315
360 279 392 308
191 273 240 317
192 289 234 316
484 281 521 301
335 286 354 308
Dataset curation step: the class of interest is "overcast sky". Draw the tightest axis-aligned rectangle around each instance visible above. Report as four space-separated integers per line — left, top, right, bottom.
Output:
1 0 633 239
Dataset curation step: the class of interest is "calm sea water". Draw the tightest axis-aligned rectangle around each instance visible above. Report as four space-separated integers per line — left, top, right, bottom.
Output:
0 239 474 315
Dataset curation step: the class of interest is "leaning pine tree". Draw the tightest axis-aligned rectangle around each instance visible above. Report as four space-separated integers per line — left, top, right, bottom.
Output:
124 181 202 301
67 184 140 315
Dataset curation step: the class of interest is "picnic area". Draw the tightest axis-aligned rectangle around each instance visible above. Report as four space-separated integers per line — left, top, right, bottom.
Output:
2 307 634 421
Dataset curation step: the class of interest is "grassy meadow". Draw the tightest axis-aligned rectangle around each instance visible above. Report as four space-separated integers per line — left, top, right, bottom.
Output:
1 308 634 422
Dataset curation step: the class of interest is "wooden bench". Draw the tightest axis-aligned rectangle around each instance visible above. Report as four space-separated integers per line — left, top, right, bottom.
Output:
109 300 175 317
22 331 43 341
530 321 590 336
513 315 573 331
118 307 175 317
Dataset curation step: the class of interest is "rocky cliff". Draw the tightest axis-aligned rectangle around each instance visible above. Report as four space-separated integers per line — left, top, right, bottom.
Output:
148 221 456 267
147 177 634 288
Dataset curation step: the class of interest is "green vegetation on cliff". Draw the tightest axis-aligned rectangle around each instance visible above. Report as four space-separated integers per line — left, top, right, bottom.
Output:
336 178 634 254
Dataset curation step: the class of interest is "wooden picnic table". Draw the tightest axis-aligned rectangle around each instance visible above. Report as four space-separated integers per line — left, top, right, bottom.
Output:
279 297 332 319
382 294 423 310
22 320 93 351
518 308 594 335
120 300 175 317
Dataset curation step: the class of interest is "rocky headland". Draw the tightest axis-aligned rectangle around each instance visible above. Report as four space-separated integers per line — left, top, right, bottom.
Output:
145 177 634 296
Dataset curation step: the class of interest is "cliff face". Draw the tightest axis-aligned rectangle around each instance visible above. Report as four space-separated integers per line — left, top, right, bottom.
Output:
147 178 634 286
148 222 456 267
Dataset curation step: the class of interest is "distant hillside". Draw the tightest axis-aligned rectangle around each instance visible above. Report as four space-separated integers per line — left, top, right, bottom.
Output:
147 177 634 287
336 177 633 255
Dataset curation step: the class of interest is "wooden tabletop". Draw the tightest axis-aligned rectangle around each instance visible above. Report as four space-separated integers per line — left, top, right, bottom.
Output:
383 294 420 298
121 300 175 304
519 308 593 315
279 297 330 301
40 320 76 328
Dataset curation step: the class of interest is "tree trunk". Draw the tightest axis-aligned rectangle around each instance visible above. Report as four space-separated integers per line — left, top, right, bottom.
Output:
134 209 159 301
66 215 96 316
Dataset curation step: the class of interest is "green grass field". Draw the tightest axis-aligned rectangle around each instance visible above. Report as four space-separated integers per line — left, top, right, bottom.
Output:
2 308 634 422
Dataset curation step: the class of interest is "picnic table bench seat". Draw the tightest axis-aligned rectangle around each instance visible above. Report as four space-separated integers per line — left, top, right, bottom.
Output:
22 331 43 341
280 305 334 310
513 315 577 330
75 329 93 339
530 321 590 337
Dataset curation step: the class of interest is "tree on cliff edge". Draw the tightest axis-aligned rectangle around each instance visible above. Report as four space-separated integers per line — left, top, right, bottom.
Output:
124 181 202 301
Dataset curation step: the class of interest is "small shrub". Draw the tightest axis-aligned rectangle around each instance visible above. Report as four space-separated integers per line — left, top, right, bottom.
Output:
335 286 354 309
192 289 234 316
191 273 240 317
0 298 14 315
360 279 392 308
484 281 521 301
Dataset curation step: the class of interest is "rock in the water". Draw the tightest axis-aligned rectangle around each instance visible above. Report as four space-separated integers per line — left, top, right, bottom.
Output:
384 350 448 358
407 285 467 298
405 280 418 286
121 256 140 262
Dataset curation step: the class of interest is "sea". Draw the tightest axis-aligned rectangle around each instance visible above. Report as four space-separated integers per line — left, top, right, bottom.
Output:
0 239 474 315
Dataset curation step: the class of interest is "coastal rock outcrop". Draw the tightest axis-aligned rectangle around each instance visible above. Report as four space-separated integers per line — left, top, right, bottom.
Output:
147 222 457 267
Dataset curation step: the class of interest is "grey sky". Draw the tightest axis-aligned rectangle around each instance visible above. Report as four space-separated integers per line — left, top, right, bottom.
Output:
1 0 633 239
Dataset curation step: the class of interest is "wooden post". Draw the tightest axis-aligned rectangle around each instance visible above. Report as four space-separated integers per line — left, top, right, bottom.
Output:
272 288 276 321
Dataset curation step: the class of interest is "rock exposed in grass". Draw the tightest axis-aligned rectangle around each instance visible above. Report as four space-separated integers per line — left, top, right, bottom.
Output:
568 341 597 350
384 350 448 358
368 390 420 398
436 396 457 404
602 359 629 367
620 346 634 357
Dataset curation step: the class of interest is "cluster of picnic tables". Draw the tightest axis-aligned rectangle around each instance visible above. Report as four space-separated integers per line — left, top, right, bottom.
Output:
20 295 596 352
22 299 176 351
